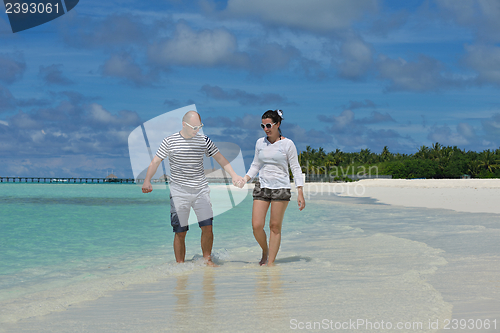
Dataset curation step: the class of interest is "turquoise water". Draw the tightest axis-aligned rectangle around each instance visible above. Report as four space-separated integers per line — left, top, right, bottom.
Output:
1 184 168 277
0 183 261 311
0 184 256 290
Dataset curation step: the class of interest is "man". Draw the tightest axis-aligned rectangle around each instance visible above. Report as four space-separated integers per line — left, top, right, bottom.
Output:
142 110 242 266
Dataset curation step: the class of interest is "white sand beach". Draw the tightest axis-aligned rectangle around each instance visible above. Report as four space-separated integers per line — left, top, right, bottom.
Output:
306 178 500 214
2 180 499 333
304 179 500 332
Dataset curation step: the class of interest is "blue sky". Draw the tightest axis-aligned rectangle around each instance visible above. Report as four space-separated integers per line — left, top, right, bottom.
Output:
1 0 500 177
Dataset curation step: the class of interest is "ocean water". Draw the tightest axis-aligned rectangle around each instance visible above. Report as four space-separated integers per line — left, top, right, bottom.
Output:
1 183 499 332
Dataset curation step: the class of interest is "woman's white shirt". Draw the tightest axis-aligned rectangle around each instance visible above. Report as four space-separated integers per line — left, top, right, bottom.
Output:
246 137 304 189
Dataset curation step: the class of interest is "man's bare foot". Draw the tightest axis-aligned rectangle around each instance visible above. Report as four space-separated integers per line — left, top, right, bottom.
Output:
259 252 268 266
204 258 219 267
267 261 275 267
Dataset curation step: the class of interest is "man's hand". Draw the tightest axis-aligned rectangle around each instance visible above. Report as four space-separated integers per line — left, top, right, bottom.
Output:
232 175 244 188
142 181 153 193
234 175 250 188
142 156 162 194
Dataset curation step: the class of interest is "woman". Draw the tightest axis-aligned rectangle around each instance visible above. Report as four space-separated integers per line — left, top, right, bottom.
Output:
240 110 305 266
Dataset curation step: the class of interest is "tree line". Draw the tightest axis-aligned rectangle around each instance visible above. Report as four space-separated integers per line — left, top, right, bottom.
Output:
298 143 500 179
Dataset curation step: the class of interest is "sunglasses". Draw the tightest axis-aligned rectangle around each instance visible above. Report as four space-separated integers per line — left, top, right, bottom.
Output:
260 122 277 129
184 122 204 131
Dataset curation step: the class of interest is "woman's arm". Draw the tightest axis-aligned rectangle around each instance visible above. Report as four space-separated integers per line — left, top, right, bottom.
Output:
296 186 305 210
285 140 304 188
241 139 262 186
212 152 244 187
286 140 306 210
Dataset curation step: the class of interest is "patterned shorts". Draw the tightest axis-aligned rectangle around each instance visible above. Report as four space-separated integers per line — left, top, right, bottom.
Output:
252 181 291 202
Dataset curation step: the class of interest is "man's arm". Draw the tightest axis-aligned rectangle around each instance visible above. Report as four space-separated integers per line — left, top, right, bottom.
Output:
142 155 163 193
212 152 243 187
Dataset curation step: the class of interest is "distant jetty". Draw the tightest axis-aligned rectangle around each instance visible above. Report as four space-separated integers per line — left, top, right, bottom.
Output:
0 176 136 184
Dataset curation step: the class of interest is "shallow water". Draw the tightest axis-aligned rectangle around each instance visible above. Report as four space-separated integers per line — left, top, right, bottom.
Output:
1 184 499 332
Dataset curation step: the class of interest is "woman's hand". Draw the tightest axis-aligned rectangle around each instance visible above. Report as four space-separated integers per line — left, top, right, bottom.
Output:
236 175 251 188
297 187 305 211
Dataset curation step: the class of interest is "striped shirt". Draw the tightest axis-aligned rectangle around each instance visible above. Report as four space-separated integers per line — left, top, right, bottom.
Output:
156 132 219 188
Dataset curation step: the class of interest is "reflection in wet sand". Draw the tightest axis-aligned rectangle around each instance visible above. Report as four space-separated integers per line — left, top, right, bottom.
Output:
173 273 191 329
172 268 217 331
255 267 285 321
201 269 216 323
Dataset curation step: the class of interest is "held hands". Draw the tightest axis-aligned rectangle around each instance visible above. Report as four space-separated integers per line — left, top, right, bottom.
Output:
232 175 246 188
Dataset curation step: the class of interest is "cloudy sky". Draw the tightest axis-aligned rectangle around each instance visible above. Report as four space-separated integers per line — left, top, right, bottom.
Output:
1 0 500 177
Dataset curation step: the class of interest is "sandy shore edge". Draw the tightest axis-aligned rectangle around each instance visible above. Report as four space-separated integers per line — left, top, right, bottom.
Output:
301 179 500 214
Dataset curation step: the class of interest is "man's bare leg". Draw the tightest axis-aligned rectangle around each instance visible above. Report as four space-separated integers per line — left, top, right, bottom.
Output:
174 231 187 263
267 201 288 266
252 200 271 265
200 225 217 266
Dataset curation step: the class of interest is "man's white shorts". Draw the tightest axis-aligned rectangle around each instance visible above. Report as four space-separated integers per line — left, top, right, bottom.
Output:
169 182 213 233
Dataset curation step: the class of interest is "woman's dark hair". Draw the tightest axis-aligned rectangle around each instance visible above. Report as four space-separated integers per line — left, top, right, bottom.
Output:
262 109 283 136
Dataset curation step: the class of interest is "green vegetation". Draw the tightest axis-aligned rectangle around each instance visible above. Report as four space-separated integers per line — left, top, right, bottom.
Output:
298 143 500 179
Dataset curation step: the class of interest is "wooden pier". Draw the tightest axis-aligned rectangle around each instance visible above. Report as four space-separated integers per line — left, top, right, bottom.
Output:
0 177 136 184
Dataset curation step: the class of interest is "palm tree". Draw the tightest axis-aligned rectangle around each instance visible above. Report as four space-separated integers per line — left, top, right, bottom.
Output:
415 145 430 159
359 148 371 164
430 142 443 161
380 146 392 162
478 150 500 173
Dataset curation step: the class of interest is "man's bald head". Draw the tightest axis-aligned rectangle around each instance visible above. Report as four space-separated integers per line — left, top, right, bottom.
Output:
182 111 201 124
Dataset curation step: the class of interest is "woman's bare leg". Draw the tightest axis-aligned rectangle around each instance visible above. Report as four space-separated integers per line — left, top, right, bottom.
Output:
267 201 289 266
252 200 271 265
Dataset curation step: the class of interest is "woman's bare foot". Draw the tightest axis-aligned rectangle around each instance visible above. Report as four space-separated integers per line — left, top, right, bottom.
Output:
259 251 268 266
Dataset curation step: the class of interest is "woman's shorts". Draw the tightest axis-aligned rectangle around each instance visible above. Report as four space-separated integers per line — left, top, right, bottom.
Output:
253 181 291 202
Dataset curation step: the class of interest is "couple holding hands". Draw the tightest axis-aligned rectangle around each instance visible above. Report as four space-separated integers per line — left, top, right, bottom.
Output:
142 109 305 266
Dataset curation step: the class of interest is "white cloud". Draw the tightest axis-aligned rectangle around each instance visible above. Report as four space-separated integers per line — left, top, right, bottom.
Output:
482 113 500 137
0 85 16 112
200 84 294 106
9 111 41 129
337 38 373 79
101 52 156 86
0 53 26 84
463 44 500 85
376 54 461 92
89 103 115 124
435 0 500 42
38 64 74 85
148 22 247 67
59 13 151 49
222 0 377 33
88 103 140 127
427 125 470 146
456 122 476 139
316 109 417 152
